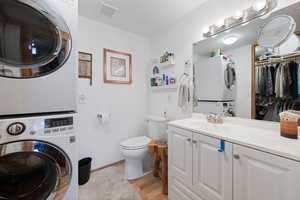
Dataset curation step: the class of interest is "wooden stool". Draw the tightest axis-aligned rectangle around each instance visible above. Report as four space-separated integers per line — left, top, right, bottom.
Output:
148 139 168 194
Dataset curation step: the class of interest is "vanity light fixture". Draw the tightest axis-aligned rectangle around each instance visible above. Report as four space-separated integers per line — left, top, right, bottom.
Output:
203 0 277 38
252 0 267 11
202 26 210 34
216 19 225 28
223 36 239 45
234 10 243 20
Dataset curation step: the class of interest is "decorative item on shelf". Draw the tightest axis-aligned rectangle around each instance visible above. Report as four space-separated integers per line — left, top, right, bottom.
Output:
170 77 176 84
202 0 277 38
103 49 132 84
79 52 93 85
279 110 300 139
211 48 222 57
153 66 159 74
156 76 163 87
159 52 175 66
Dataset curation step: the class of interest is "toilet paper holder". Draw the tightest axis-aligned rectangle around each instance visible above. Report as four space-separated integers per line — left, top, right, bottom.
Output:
97 113 111 123
97 114 103 119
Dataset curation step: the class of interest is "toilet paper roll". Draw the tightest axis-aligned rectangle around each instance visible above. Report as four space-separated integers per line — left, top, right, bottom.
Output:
97 113 111 124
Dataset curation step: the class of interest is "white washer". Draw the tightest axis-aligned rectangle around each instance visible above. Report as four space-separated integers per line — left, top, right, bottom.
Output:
0 113 78 200
0 0 78 116
194 55 236 101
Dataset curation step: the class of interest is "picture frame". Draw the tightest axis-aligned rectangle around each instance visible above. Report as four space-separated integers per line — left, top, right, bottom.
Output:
103 49 132 84
79 52 92 85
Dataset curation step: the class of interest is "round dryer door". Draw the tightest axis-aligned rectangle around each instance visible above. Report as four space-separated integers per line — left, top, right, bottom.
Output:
224 63 236 90
0 140 72 200
0 0 72 78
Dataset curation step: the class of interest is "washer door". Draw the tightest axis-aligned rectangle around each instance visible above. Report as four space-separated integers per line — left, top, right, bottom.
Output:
0 0 72 78
0 140 72 200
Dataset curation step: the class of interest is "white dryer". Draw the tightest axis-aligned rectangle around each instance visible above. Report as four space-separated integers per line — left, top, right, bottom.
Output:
0 113 78 200
0 0 78 116
194 55 236 101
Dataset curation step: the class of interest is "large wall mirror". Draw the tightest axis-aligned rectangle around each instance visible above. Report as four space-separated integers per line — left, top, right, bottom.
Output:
193 2 300 122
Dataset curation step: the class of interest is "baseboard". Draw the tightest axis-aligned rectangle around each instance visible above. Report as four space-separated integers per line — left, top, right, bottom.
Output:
91 160 125 173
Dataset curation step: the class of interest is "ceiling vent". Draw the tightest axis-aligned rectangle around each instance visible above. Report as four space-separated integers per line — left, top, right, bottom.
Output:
100 2 118 18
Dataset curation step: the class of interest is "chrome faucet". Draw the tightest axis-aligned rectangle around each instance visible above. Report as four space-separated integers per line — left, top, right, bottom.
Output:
207 113 223 124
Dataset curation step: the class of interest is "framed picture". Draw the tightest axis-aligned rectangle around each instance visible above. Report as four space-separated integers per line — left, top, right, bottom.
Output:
103 49 132 84
79 52 92 85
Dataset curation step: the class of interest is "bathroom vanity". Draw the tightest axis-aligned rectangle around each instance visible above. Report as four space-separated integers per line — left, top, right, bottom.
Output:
167 114 300 200
172 2 300 199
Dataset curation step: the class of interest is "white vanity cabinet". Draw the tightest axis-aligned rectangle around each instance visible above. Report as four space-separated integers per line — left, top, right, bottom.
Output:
233 145 300 200
192 134 233 200
168 127 233 200
168 126 300 200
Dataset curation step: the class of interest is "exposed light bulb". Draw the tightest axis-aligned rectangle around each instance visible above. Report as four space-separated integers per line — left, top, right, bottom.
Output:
252 0 267 11
202 26 210 34
223 36 239 45
216 19 225 27
234 10 243 19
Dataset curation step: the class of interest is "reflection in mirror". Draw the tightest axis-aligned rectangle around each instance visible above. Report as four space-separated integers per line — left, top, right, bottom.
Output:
193 2 300 122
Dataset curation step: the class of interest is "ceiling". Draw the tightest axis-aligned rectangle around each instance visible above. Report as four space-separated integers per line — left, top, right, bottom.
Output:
79 0 208 37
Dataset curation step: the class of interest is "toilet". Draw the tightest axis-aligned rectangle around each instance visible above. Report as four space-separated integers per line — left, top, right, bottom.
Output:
120 115 167 180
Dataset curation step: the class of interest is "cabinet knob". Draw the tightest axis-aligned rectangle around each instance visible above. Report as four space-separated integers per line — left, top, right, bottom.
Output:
186 138 191 142
192 140 197 144
233 154 240 159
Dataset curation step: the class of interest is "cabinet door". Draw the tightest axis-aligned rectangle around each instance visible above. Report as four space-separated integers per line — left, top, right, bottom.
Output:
233 145 300 200
192 134 233 200
168 128 193 188
169 176 204 200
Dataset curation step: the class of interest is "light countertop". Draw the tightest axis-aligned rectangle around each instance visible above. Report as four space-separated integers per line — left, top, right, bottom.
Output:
168 114 300 162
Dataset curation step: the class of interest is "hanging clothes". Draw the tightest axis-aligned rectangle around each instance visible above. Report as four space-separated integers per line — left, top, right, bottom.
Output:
289 61 298 99
266 65 274 96
256 65 276 96
297 61 300 95
275 62 292 98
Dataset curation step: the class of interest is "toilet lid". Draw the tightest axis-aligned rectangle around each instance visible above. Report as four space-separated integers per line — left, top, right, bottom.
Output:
120 136 151 150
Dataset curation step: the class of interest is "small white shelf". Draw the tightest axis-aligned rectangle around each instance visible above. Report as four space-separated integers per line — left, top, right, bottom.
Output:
158 59 175 68
151 84 178 91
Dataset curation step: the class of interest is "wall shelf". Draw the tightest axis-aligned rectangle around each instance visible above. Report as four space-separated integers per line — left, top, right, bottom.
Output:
151 84 178 91
158 59 175 68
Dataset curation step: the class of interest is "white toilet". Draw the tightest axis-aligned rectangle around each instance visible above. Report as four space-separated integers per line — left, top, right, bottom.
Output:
120 115 167 180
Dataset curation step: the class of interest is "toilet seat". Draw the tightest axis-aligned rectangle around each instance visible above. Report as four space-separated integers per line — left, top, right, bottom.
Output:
120 136 151 150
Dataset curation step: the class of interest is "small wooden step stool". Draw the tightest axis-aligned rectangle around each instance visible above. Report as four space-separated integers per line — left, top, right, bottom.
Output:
148 139 168 194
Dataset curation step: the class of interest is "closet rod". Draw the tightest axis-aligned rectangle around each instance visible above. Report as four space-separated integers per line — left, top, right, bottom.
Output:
255 54 300 66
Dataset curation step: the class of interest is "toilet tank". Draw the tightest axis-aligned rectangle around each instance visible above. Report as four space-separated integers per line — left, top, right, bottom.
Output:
147 115 168 139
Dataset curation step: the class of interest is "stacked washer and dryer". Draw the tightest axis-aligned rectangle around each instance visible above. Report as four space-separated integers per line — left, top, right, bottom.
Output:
194 55 236 116
0 0 78 200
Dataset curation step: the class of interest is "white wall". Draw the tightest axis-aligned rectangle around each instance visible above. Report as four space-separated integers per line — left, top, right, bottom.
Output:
149 0 299 120
227 45 252 118
78 17 150 169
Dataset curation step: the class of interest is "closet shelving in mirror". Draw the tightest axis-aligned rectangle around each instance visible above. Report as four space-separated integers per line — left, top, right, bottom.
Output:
255 53 300 66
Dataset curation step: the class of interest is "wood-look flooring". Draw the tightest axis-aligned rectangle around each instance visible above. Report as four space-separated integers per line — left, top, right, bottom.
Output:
114 162 168 200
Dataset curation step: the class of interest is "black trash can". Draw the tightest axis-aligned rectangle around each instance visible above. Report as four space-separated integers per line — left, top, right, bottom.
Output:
78 157 92 185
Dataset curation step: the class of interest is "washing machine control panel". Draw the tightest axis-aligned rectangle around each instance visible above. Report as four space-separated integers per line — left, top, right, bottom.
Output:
43 117 74 135
44 117 73 128
0 114 76 143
